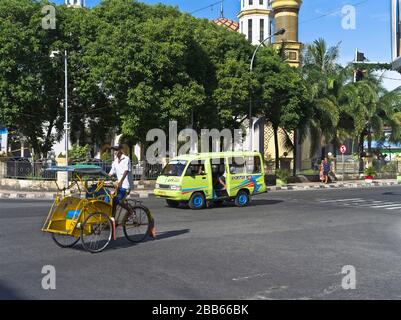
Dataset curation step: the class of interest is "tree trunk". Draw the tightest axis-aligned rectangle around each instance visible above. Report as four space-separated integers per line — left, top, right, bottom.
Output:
293 129 297 177
129 142 133 162
273 125 280 170
332 131 338 158
367 125 372 155
358 131 365 172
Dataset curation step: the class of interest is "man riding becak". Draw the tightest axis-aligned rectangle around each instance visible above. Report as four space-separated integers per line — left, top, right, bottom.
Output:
108 145 156 238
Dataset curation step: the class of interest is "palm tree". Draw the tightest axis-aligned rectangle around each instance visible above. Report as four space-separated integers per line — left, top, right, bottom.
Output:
348 80 401 157
303 38 341 74
301 39 345 159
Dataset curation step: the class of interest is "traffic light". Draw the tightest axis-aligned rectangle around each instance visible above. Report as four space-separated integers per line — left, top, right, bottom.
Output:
354 50 366 82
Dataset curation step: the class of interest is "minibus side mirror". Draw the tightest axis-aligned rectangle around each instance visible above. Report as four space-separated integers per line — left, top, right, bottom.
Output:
229 167 236 174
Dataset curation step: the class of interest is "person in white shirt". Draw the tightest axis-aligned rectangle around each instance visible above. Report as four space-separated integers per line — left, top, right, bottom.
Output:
108 145 134 215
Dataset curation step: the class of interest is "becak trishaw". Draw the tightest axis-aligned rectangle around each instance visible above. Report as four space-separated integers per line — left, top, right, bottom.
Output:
42 165 155 253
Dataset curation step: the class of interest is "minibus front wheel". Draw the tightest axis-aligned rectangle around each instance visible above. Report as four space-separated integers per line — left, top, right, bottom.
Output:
189 192 206 210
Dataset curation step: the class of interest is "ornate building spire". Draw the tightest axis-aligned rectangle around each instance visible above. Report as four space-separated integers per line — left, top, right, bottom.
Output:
237 0 273 45
65 0 84 7
271 0 302 67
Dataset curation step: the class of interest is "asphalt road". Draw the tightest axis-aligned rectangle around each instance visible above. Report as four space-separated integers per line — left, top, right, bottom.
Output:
2 186 401 300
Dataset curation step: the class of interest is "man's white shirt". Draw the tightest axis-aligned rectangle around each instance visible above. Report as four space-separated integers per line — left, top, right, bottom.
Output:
109 155 133 190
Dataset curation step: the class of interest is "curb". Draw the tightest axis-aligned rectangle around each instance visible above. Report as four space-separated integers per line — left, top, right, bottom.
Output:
0 182 399 200
0 191 156 200
266 181 399 192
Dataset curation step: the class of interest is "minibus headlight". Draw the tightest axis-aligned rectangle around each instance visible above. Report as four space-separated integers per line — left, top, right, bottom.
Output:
170 185 181 191
155 183 160 189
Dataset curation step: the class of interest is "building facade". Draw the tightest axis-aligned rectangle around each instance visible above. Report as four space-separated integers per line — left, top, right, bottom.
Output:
65 0 85 7
214 0 303 168
238 0 273 46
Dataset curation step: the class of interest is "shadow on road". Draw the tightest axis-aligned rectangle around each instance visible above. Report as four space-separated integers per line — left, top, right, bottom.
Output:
249 199 284 206
382 192 401 196
172 199 284 210
73 229 190 252
0 281 27 300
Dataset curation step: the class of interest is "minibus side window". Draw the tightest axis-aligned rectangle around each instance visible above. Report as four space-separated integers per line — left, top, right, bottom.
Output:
227 157 245 174
185 160 206 176
245 156 262 174
210 158 226 176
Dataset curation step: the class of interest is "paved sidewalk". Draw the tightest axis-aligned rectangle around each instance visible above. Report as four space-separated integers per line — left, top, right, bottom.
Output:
0 179 399 200
268 179 399 191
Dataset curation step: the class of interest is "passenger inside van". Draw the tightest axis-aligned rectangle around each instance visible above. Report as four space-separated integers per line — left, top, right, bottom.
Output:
211 163 227 198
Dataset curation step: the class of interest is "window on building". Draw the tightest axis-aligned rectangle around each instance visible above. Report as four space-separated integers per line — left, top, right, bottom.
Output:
260 19 264 42
248 19 252 43
249 0 253 5
259 0 264 5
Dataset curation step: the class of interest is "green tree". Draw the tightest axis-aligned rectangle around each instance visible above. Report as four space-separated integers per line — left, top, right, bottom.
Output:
254 47 311 169
348 80 401 156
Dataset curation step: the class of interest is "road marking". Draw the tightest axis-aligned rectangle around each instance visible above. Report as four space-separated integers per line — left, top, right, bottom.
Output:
317 198 401 212
369 203 400 208
233 273 269 281
384 206 401 210
319 198 363 203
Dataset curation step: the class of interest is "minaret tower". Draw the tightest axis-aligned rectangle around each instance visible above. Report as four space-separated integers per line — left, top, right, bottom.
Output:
66 0 85 7
237 0 273 46
271 0 302 67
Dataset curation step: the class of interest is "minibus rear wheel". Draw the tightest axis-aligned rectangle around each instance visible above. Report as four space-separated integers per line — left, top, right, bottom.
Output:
189 192 206 210
235 190 250 207
166 199 179 208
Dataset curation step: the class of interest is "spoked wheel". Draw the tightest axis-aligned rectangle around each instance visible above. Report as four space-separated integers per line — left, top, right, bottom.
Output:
81 212 113 253
52 233 80 248
123 201 153 243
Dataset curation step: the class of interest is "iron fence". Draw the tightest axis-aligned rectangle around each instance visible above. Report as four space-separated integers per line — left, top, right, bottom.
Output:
83 161 163 180
0 158 163 181
0 158 57 180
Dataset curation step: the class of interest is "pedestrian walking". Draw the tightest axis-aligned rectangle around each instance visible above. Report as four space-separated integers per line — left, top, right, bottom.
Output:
322 157 331 184
319 160 324 182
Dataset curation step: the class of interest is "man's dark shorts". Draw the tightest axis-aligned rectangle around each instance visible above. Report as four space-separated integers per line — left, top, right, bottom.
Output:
114 188 130 205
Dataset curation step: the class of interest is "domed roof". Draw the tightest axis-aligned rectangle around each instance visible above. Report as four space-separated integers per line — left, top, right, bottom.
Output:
212 17 239 32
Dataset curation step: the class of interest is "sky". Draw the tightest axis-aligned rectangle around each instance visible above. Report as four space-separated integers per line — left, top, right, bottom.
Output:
54 0 401 90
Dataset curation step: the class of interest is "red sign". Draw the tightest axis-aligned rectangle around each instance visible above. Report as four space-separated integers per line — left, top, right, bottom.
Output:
340 144 347 154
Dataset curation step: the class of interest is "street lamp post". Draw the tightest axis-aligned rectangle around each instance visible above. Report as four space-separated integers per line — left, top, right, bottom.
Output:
249 28 286 151
50 50 69 188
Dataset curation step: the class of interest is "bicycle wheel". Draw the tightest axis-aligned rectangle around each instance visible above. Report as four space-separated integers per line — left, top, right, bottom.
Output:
52 233 80 248
81 212 113 253
122 204 152 243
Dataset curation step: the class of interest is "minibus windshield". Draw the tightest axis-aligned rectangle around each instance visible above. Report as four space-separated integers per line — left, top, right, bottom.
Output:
161 160 187 176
